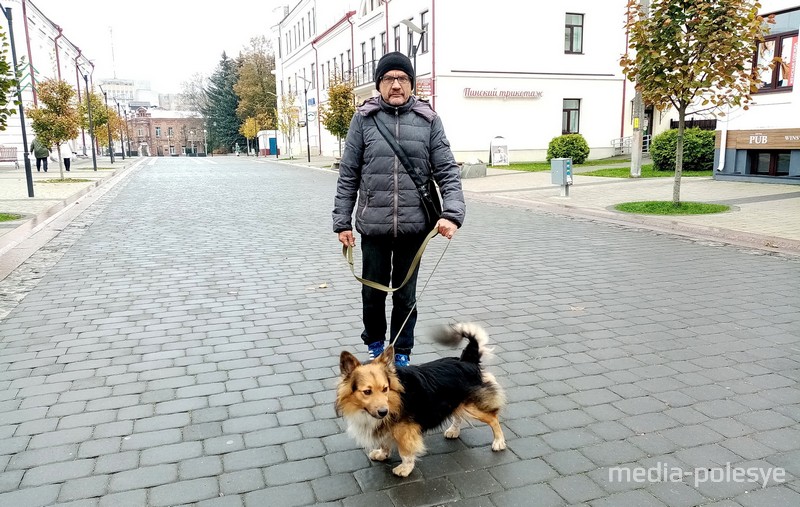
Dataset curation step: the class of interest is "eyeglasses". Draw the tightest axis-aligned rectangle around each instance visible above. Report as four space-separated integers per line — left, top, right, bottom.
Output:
380 75 411 85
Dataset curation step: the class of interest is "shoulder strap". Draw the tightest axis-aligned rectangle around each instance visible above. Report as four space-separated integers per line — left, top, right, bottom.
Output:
371 116 429 188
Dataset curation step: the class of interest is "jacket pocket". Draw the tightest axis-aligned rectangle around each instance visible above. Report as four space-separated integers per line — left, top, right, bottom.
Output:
358 189 371 218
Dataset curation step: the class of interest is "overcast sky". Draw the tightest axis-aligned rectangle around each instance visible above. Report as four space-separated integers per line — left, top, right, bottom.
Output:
34 0 284 93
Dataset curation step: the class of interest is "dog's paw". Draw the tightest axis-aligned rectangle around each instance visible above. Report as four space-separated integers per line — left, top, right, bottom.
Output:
368 448 390 461
392 463 415 477
491 438 507 451
444 427 460 439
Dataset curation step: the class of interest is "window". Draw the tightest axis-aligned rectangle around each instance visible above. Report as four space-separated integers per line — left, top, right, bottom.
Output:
393 25 401 52
380 32 386 55
346 50 352 74
320 64 324 89
371 37 376 64
407 21 414 56
562 99 581 134
155 126 161 138
755 33 797 91
751 150 791 175
420 11 429 54
565 13 584 54
362 42 367 67
311 63 316 88
167 127 174 138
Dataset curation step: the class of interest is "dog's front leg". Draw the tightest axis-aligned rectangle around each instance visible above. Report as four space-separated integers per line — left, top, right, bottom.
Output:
391 422 424 477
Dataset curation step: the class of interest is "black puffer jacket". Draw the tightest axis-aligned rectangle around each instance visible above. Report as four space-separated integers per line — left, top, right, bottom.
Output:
332 96 465 236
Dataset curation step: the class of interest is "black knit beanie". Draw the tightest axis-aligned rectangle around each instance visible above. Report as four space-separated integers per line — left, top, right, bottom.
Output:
374 52 415 90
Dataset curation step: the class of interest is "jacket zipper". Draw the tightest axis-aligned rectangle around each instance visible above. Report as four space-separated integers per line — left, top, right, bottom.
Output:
393 108 399 238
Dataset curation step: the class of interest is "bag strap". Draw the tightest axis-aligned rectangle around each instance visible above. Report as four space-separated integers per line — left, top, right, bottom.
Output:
342 227 439 292
371 116 430 190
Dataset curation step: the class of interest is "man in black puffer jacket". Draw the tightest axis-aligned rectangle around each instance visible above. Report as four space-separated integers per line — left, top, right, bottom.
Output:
333 52 465 367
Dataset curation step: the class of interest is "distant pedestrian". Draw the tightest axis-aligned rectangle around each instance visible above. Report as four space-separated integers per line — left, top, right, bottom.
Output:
59 140 74 172
30 137 50 172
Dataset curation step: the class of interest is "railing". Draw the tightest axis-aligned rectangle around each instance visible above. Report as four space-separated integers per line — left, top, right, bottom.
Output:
611 135 651 155
670 118 717 130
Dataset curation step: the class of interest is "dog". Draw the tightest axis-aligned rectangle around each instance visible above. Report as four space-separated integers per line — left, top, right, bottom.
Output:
334 322 506 477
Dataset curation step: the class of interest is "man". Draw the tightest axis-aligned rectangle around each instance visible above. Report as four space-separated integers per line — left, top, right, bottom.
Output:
30 137 50 172
333 52 465 367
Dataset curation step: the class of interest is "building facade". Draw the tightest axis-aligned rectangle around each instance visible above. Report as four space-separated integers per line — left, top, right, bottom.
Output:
273 0 654 163
714 0 800 184
127 109 207 157
0 0 95 159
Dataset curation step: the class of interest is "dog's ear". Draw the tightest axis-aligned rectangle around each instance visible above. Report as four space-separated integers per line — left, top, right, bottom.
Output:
378 345 395 369
340 351 360 377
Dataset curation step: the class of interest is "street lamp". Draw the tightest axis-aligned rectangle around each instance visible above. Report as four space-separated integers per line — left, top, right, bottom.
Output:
83 74 97 171
114 100 125 160
400 19 426 95
1 4 34 197
203 128 207 156
98 85 114 163
297 76 312 163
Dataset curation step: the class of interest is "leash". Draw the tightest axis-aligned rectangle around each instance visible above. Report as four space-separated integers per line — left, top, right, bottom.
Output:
342 226 450 347
342 227 440 293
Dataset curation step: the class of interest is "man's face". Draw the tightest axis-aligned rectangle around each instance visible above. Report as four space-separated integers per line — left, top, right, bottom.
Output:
379 71 411 106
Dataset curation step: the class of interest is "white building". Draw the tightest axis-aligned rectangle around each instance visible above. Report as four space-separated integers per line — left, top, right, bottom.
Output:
714 0 800 183
0 0 95 160
273 0 653 163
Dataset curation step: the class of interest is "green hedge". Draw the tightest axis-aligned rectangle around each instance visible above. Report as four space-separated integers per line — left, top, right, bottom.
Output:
650 127 716 171
546 134 590 164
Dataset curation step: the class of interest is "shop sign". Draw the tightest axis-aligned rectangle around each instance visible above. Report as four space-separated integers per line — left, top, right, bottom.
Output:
726 129 800 149
463 88 543 99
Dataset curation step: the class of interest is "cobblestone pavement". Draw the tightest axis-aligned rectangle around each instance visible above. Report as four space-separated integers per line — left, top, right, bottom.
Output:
0 157 798 506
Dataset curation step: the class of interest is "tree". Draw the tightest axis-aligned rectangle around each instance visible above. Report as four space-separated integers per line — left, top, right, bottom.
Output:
0 26 17 131
233 37 277 131
277 92 299 158
27 79 79 179
620 0 774 204
319 74 355 156
240 117 259 156
180 72 209 116
204 52 245 153
77 91 110 156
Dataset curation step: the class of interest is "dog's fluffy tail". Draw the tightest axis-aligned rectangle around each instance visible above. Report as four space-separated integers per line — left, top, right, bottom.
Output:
432 322 493 364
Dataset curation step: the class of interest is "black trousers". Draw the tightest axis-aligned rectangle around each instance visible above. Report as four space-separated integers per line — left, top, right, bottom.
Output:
35 157 48 171
360 232 427 356
64 158 71 171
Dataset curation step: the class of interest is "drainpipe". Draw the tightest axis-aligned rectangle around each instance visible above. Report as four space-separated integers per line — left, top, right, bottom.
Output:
620 3 630 139
21 0 37 105
431 0 436 110
54 25 63 80
75 49 87 155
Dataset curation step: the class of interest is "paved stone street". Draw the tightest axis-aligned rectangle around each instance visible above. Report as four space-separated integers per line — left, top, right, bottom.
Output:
0 157 798 506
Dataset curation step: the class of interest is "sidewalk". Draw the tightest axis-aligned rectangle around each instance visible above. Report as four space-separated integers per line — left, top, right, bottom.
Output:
281 154 800 256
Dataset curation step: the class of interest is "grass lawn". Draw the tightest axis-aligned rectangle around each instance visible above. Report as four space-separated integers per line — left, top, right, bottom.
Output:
0 213 22 222
497 158 631 172
615 201 729 215
584 165 713 178
499 160 713 178
39 178 91 183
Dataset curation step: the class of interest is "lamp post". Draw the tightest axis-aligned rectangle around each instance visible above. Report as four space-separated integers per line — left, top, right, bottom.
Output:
115 100 125 160
400 19 426 95
297 76 311 163
98 85 114 163
83 74 97 171
203 128 207 156
1 4 33 196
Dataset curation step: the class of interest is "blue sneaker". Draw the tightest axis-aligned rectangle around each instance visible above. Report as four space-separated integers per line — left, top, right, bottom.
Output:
367 341 385 361
394 354 410 367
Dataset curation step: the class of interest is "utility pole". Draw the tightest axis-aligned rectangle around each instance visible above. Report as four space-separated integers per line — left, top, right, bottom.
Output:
630 0 649 178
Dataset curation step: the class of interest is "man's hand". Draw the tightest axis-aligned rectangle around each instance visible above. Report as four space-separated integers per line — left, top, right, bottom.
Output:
437 218 458 240
338 230 356 247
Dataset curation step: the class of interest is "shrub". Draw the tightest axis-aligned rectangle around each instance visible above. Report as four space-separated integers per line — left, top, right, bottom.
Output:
546 134 590 164
650 127 716 172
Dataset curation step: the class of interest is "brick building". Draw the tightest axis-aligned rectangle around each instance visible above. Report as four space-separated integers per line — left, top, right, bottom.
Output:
126 109 207 157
